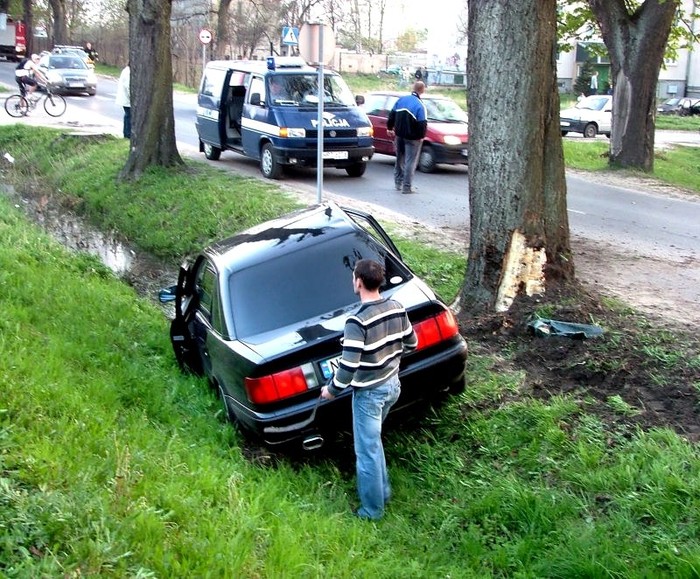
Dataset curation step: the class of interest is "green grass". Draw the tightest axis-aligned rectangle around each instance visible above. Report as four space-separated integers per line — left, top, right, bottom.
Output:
1 126 700 577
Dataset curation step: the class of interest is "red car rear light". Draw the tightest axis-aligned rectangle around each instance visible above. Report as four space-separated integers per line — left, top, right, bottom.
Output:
413 309 460 351
245 363 318 404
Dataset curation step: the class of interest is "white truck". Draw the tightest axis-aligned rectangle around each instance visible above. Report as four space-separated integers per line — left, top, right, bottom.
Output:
0 14 27 62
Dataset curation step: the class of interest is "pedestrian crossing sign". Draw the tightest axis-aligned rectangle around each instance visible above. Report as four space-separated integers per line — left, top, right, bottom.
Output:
282 26 299 46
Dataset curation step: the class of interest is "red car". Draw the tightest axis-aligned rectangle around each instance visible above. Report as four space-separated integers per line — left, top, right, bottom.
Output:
360 91 469 173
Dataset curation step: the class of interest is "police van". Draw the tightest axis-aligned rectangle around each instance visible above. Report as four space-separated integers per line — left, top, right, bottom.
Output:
195 57 374 179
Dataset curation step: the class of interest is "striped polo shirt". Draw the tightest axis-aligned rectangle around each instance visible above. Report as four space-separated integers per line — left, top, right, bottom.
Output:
329 298 417 394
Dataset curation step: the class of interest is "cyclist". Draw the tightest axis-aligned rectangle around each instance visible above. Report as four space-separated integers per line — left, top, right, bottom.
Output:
15 54 47 97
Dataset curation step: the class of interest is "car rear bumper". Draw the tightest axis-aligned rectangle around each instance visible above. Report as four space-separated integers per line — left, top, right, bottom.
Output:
233 336 468 447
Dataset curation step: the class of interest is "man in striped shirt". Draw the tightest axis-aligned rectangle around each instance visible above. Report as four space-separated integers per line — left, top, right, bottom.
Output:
321 259 417 520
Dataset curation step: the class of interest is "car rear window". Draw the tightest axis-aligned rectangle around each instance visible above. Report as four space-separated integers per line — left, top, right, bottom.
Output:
228 233 411 338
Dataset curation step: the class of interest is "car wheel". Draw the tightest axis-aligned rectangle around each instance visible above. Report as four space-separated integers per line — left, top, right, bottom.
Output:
583 123 598 138
203 142 222 161
260 142 282 179
87 90 96 96
345 162 367 177
561 131 569 137
418 145 437 173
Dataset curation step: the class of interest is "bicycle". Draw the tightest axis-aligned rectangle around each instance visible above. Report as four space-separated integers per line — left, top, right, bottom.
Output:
4 85 67 118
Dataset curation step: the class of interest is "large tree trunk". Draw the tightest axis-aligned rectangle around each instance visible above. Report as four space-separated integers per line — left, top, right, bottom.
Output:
121 0 183 180
22 0 33 56
589 0 678 172
215 0 232 59
48 0 68 45
461 0 573 314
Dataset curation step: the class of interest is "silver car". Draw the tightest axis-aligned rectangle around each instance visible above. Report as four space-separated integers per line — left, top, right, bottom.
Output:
38 53 97 96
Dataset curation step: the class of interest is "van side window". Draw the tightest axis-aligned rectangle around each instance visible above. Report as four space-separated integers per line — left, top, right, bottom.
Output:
200 68 227 105
249 76 264 106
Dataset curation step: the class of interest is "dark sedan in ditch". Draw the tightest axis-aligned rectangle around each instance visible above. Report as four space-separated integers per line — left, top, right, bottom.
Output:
160 202 467 450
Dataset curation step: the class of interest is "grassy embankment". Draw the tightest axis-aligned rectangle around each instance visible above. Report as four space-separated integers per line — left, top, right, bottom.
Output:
0 123 699 576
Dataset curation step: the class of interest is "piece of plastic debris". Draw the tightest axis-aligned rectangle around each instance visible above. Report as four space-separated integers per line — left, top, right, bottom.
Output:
3 152 15 163
527 318 604 339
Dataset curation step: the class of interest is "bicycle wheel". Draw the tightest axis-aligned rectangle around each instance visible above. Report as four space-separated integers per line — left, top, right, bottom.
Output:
4 94 29 118
44 93 67 117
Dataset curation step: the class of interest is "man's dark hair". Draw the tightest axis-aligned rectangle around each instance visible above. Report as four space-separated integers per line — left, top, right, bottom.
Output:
354 259 384 291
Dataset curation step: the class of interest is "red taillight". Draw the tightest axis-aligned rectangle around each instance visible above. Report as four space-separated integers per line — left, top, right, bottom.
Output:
245 366 311 404
413 309 459 351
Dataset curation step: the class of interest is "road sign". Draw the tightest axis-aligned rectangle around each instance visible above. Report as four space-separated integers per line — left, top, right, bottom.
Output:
282 26 299 46
199 29 212 45
298 23 335 65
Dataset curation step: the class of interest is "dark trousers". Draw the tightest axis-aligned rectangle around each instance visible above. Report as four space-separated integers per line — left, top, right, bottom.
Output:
123 106 131 139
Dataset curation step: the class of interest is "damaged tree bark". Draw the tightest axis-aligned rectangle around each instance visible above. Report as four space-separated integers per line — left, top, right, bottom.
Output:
461 0 574 315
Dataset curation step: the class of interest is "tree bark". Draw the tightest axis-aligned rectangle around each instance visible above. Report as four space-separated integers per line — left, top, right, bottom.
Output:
215 0 232 59
121 0 183 180
588 0 678 172
48 0 68 45
22 0 34 56
461 0 573 314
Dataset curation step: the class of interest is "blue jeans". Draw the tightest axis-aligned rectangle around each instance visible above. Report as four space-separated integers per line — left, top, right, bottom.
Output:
352 373 401 520
394 137 421 191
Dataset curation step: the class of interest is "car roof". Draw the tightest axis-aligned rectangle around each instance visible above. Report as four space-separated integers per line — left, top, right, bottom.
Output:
204 202 362 272
204 57 331 76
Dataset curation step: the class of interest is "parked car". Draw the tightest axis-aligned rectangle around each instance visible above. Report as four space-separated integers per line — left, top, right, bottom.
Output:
38 52 97 96
560 94 612 138
360 91 469 173
159 202 468 450
656 96 700 116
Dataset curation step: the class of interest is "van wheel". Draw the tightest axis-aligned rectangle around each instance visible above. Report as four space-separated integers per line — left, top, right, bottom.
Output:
260 143 282 179
418 145 437 173
345 162 366 177
203 142 222 160
583 123 598 138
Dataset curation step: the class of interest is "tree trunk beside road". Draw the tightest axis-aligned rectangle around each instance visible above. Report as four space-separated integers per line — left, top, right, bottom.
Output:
462 0 573 314
121 0 183 179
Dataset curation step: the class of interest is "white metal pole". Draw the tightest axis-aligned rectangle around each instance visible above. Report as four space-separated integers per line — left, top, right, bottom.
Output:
316 23 324 204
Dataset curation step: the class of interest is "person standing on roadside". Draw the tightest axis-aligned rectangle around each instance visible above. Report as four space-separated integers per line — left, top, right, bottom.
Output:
115 63 131 139
321 259 417 521
387 81 427 194
83 42 99 64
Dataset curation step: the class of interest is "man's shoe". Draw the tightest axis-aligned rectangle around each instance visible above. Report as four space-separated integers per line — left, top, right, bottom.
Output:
394 182 402 191
402 187 418 194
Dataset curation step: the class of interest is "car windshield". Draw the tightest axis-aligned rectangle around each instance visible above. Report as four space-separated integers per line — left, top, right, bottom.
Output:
424 98 468 123
575 96 610 111
229 233 411 338
266 73 357 107
49 56 87 70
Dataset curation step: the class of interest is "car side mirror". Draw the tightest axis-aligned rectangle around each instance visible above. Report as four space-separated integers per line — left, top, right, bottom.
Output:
250 93 261 106
355 95 365 106
159 285 177 303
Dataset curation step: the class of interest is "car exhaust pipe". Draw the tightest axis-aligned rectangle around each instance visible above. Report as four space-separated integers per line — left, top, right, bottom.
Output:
302 435 324 451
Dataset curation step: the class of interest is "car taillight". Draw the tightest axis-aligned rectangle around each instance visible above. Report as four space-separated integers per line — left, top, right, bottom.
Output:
245 363 318 404
413 309 460 351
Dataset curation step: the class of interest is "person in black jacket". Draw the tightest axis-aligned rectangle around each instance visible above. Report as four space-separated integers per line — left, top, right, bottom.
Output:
386 81 427 194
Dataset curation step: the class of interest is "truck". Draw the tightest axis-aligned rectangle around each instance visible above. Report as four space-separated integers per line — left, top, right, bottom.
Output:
0 14 26 62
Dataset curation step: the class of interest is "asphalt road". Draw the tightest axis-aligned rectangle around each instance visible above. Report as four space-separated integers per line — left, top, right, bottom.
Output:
1 62 699 267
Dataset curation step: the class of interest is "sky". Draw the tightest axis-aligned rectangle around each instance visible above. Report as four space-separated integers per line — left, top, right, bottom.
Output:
390 0 467 61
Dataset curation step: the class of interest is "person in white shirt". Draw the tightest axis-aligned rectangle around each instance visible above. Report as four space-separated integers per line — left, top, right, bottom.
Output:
115 64 131 138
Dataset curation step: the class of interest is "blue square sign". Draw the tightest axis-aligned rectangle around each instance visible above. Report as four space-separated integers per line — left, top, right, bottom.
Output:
282 26 299 46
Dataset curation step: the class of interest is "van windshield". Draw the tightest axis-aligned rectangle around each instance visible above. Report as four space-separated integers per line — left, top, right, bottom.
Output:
267 74 357 108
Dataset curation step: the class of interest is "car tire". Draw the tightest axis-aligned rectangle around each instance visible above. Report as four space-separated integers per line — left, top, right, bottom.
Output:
203 142 222 161
87 90 96 96
345 162 367 177
418 145 437 173
260 142 282 179
561 130 569 137
583 123 598 138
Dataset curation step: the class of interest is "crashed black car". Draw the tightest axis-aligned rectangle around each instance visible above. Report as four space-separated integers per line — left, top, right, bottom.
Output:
160 202 467 450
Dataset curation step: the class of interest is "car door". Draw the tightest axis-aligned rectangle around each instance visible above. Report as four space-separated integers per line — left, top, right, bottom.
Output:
364 94 395 155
